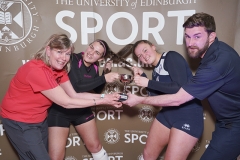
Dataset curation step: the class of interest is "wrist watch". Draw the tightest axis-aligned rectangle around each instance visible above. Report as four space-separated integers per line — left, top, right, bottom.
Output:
100 94 105 99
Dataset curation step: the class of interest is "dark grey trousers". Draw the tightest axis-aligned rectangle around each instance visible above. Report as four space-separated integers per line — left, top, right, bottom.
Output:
2 118 50 160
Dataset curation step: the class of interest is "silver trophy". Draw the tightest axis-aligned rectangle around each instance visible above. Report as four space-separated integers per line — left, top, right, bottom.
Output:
119 74 133 101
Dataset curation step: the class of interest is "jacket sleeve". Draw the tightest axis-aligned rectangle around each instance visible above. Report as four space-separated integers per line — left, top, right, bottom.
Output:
69 53 107 93
73 75 106 93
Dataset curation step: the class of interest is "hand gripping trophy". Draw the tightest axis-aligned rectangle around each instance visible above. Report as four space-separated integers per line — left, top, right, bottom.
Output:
119 74 133 101
105 44 134 101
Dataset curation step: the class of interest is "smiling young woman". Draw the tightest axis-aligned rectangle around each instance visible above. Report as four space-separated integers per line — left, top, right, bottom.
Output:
47 39 121 160
121 40 203 160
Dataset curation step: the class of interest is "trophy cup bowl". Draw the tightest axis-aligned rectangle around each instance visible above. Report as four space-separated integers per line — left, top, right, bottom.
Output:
119 74 133 101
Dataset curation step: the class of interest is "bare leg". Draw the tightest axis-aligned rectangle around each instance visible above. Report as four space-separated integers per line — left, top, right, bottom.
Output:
143 119 170 160
75 119 102 153
164 128 198 160
48 127 69 160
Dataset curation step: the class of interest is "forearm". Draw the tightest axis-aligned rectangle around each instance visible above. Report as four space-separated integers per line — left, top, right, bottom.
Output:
63 93 120 109
142 94 181 107
62 97 104 109
41 86 105 109
53 81 122 108
143 88 194 107
147 80 180 94
74 92 103 99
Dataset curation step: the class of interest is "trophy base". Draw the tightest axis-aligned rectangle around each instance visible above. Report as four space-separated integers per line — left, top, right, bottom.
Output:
118 93 128 102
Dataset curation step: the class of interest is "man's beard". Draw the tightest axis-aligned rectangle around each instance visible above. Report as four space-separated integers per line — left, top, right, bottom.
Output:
187 39 209 59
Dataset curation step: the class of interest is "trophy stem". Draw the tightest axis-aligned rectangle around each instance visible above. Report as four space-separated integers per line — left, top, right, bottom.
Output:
123 82 127 94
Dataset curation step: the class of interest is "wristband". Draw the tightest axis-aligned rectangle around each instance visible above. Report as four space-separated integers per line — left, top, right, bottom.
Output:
100 94 105 99
93 99 96 106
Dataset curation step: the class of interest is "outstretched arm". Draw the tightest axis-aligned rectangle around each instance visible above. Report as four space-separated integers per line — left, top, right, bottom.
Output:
122 88 194 107
42 81 122 108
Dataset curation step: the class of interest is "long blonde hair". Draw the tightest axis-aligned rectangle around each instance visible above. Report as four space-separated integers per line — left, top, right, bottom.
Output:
33 34 74 72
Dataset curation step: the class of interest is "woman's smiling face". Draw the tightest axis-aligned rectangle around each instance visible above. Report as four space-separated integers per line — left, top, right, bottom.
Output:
46 46 72 70
134 42 157 66
83 41 105 66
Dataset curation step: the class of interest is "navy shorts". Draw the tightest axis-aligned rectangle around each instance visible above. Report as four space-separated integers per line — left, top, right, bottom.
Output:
48 103 95 127
156 105 203 138
200 120 240 160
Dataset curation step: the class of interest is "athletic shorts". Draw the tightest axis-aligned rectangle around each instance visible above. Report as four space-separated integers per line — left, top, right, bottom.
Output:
156 105 203 138
48 103 95 127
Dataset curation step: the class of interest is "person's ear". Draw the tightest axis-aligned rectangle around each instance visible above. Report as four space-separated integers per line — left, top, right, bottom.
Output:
152 45 156 51
209 32 216 43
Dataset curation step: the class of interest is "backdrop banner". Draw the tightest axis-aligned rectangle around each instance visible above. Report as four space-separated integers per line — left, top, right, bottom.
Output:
0 0 240 160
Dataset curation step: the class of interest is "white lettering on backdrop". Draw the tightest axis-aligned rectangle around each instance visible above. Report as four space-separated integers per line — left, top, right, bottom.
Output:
55 10 195 45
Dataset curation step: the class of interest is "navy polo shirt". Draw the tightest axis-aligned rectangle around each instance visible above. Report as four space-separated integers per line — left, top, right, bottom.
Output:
183 38 240 121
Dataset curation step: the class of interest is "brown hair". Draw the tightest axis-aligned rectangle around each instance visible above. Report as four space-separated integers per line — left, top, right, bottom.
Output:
116 40 154 59
183 12 216 35
132 40 153 56
89 39 134 67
